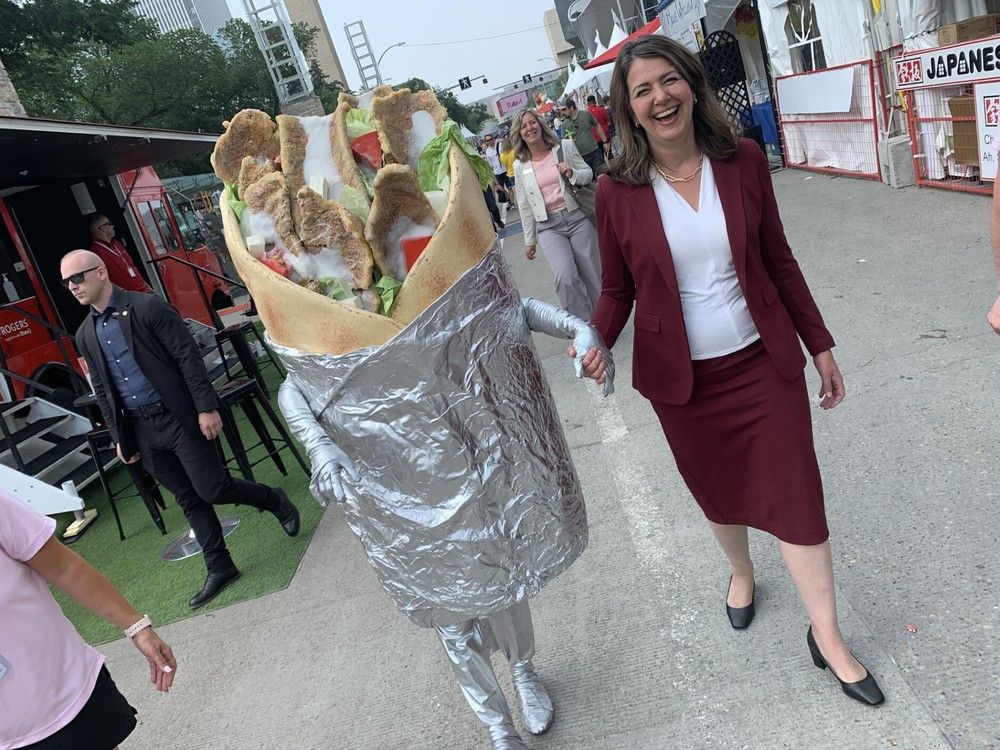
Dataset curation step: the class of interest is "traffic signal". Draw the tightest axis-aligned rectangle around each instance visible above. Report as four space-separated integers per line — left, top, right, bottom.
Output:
458 76 471 90
522 74 533 84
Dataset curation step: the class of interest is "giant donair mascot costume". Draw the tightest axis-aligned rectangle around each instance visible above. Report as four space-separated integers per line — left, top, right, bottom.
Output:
213 88 613 749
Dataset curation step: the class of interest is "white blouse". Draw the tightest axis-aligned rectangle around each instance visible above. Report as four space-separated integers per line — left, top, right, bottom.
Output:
651 155 760 359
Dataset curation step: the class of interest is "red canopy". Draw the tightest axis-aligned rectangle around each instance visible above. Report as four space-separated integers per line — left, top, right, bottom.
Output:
583 18 662 69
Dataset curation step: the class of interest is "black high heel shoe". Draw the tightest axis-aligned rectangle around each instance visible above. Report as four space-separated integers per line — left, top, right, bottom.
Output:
725 575 755 630
806 627 885 706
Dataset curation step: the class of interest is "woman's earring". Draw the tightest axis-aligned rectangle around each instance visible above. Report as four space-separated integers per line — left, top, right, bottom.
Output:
694 95 699 104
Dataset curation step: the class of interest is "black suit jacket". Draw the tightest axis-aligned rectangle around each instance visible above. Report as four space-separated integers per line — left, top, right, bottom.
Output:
75 288 219 451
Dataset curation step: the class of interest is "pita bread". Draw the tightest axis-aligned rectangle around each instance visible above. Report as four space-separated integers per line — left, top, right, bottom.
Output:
219 142 493 352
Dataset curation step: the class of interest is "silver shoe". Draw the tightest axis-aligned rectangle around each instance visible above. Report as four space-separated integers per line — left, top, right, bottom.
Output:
511 661 555 735
488 723 528 749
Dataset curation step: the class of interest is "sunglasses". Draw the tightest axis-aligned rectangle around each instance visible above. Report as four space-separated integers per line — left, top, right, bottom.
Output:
60 267 101 287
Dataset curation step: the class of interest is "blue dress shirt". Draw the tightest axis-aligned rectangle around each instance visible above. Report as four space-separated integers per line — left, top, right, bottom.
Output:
93 289 161 407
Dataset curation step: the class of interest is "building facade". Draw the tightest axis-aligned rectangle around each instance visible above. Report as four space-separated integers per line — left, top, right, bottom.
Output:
132 0 231 38
283 0 348 86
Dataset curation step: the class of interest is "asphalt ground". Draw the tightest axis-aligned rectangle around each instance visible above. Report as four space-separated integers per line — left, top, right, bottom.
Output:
101 172 999 749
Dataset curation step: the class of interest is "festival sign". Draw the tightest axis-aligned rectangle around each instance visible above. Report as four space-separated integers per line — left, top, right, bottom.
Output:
895 36 1000 90
974 80 1000 180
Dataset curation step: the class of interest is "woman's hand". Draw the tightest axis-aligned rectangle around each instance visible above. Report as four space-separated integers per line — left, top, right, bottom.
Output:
525 244 536 261
988 295 1000 334
813 350 845 410
567 345 607 385
557 161 573 180
131 627 176 693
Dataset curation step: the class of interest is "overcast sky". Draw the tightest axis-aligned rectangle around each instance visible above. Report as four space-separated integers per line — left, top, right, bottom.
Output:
225 0 563 105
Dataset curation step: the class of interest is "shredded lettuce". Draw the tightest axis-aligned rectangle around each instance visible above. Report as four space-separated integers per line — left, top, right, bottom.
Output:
345 108 377 140
315 276 355 302
375 275 402 316
417 119 493 194
338 185 370 222
223 182 246 220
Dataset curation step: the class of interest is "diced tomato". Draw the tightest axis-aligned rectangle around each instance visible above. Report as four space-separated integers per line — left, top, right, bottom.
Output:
260 257 288 277
351 131 382 172
401 235 432 271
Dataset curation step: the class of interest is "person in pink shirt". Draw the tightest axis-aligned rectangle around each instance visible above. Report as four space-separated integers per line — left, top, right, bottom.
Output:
0 489 176 749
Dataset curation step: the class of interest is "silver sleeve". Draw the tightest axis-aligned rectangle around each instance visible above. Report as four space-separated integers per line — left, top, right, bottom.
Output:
520 297 615 396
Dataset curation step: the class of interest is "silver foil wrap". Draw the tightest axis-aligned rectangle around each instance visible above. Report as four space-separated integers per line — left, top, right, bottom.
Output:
269 243 587 628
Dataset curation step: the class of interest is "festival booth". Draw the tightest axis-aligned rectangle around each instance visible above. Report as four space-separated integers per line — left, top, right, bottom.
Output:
892 0 1000 194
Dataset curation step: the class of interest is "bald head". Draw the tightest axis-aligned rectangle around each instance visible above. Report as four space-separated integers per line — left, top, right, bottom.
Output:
61 249 105 270
60 249 111 309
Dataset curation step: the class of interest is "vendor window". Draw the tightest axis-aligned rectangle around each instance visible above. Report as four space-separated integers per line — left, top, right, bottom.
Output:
785 0 826 74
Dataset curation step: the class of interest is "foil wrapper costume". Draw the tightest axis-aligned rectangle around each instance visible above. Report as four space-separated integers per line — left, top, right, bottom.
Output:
213 90 614 748
276 245 613 747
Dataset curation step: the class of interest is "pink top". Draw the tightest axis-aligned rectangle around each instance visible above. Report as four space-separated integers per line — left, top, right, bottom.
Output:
0 490 105 749
530 151 567 213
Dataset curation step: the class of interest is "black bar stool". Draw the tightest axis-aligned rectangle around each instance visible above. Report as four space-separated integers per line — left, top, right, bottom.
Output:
85 428 168 541
215 378 309 483
214 321 285 398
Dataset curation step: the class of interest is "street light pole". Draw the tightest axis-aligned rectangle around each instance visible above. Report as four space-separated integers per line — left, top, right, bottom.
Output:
376 41 406 83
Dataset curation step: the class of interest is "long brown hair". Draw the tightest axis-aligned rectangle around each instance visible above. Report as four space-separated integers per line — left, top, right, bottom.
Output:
509 109 559 163
607 35 738 186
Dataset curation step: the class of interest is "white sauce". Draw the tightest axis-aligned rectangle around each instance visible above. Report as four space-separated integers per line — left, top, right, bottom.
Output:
241 210 286 252
408 110 439 171
300 115 343 200
281 245 352 286
386 216 437 280
424 190 447 221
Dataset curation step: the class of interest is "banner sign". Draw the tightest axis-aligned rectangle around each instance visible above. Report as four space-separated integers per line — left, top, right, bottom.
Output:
495 91 529 118
974 81 1000 180
895 37 1000 90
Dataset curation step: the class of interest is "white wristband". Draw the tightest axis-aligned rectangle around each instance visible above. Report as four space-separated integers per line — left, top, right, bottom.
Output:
124 614 152 639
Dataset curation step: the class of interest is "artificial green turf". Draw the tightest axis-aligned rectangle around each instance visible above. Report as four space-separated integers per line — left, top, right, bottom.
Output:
51 375 322 645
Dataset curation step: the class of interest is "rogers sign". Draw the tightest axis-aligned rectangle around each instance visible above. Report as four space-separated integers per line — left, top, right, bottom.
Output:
0 319 30 337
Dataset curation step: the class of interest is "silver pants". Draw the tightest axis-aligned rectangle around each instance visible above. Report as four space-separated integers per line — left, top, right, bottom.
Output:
436 599 535 730
536 207 602 320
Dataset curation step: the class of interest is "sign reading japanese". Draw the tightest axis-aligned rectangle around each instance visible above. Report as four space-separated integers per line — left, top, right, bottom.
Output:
895 37 1000 90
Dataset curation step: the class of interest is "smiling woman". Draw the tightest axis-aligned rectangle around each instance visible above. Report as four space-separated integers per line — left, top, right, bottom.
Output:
591 34 886 709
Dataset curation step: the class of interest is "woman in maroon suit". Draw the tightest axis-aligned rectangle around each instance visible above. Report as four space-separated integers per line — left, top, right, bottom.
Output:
581 36 884 705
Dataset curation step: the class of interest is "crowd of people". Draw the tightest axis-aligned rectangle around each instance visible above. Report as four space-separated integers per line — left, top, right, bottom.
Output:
8 32 1000 750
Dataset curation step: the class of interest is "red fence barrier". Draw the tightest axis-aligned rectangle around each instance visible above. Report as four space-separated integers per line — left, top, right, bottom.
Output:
775 60 880 180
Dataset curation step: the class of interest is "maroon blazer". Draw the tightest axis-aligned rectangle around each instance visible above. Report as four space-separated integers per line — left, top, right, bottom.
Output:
591 138 835 405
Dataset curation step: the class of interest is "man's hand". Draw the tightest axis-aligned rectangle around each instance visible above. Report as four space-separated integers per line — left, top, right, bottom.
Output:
198 410 223 440
116 443 140 464
525 244 537 261
566 345 607 385
988 295 1000 334
813 350 845 410
132 628 176 693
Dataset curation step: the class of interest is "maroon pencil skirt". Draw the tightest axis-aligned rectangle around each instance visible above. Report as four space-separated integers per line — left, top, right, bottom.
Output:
650 339 829 545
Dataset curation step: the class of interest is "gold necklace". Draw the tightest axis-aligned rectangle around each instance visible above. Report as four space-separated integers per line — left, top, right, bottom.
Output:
653 159 703 184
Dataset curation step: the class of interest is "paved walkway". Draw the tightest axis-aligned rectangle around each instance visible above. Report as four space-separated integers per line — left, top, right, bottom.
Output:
103 171 999 749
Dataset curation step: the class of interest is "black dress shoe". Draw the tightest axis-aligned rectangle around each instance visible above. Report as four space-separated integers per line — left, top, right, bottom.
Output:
807 627 885 706
189 567 241 609
725 575 755 630
271 487 300 537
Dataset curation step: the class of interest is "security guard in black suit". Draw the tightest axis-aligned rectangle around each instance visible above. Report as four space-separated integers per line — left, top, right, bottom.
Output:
61 250 300 608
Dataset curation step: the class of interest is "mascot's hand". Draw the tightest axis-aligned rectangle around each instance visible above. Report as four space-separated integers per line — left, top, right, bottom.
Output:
521 297 615 397
278 378 362 504
311 444 361 503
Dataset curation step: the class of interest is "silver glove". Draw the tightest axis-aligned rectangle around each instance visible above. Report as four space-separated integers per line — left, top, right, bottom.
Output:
520 297 615 396
277 378 360 504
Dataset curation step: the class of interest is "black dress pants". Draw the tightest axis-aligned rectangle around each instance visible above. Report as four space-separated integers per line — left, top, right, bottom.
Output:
132 411 277 572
